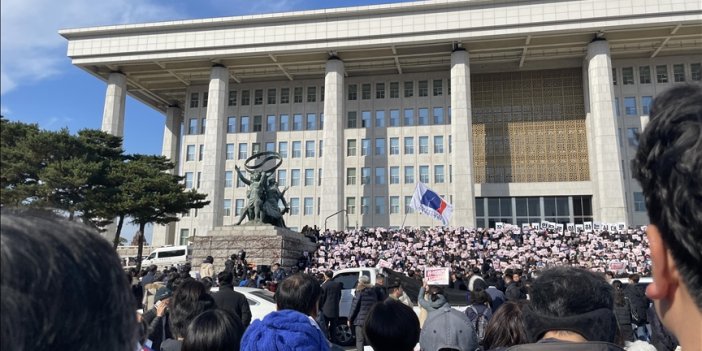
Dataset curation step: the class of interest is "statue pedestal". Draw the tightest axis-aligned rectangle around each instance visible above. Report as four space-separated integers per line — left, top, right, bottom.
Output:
191 225 317 273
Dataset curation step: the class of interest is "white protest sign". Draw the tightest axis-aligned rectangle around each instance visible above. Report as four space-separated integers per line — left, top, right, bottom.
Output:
531 223 540 230
575 224 584 232
584 221 593 233
566 223 575 232
424 267 450 285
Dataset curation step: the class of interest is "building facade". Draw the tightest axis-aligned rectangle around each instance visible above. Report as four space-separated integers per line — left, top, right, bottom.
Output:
60 0 702 245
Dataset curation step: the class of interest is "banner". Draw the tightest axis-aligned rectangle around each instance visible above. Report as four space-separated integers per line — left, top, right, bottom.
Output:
410 182 453 226
424 266 450 285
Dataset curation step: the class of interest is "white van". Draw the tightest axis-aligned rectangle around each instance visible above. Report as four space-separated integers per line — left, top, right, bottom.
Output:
141 245 191 268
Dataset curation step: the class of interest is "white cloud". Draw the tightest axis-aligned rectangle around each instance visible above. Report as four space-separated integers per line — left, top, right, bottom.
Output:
0 0 181 95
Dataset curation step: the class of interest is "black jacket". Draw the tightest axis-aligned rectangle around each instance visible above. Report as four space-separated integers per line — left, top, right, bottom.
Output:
349 287 378 326
507 339 625 351
612 300 633 342
623 284 650 324
211 284 252 327
505 281 526 301
143 308 172 351
320 280 342 318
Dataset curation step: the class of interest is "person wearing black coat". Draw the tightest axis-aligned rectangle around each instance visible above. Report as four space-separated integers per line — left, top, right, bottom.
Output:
318 271 343 341
211 271 252 327
349 276 379 351
623 275 651 341
611 280 634 342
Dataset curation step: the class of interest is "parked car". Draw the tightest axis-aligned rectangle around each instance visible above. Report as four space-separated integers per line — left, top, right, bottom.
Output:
209 286 276 322
141 245 191 268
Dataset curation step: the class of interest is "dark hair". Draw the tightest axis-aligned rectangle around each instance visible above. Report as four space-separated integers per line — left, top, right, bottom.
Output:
612 280 625 306
530 267 613 317
324 270 333 279
217 271 233 285
481 301 529 349
429 285 444 302
364 300 420 351
0 210 136 351
169 280 217 338
628 274 640 284
181 310 244 351
274 273 321 315
631 83 702 310
470 289 490 305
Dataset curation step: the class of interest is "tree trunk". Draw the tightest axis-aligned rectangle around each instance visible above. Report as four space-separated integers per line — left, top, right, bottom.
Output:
135 223 146 272
112 214 125 250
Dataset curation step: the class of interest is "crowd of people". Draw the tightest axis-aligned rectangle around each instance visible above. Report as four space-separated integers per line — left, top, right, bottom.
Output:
1 84 700 351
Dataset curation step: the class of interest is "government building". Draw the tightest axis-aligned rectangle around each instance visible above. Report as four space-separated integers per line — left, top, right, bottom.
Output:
60 0 702 246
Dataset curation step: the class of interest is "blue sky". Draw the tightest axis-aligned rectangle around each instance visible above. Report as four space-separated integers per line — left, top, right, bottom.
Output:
1 0 413 242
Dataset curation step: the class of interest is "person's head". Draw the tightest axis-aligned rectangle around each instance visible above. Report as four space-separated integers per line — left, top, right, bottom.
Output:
356 275 372 292
387 278 403 298
364 300 420 351
630 83 702 346
376 274 385 286
512 273 521 282
482 301 529 350
272 263 280 270
605 271 615 281
218 271 233 286
522 267 617 343
628 273 640 284
420 306 478 351
323 270 333 281
169 279 217 338
201 277 214 292
612 280 623 290
203 256 214 264
469 289 490 306
428 285 444 302
149 264 158 273
274 273 321 317
181 310 244 351
1 210 136 351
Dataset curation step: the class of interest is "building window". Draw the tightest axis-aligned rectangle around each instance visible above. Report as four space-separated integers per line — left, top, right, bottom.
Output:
390 167 400 184
389 82 399 98
291 169 301 186
348 84 358 100
361 83 371 100
280 88 290 104
419 165 429 183
254 89 263 105
253 115 262 132
375 138 385 156
238 143 248 160
418 80 428 97
614 98 621 117
293 87 303 103
433 107 444 124
321 86 325 101
347 168 356 185
320 114 324 130
404 166 414 184
376 83 385 99
228 90 237 106
642 96 652 115
404 81 414 97
235 199 245 216
293 114 303 131
278 142 288 158
390 196 400 214
266 115 276 132
404 196 413 213
292 141 301 158
200 118 206 134
278 169 287 186
624 97 637 116
404 137 414 154
306 113 316 130
227 117 236 133
252 143 261 155
347 111 357 128
611 68 617 85
226 143 235 160
318 167 322 186
634 192 646 212
280 114 290 131
656 65 668 83
356 139 368 156
347 139 357 156
199 145 204 161
307 86 316 102
305 141 315 157
304 169 314 186
627 128 639 147
241 90 250 105
346 197 356 214
622 67 634 85
290 198 300 215
418 108 429 126
375 167 386 185
303 197 313 215
375 197 386 214
361 197 369 215
223 199 232 216
434 136 444 153
639 66 651 84
179 229 189 245
433 79 443 96
225 171 233 188
673 64 685 82
188 118 198 135
184 172 193 188
361 167 371 185
190 92 199 108
186 145 195 161
240 116 250 133
267 88 276 104
375 110 385 128
361 111 371 128
389 109 400 127
419 136 429 154
202 92 208 107
435 165 445 183
692 63 701 81
389 138 399 155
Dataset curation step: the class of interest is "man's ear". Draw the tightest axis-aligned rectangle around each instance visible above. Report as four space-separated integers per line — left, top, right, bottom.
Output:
645 224 679 300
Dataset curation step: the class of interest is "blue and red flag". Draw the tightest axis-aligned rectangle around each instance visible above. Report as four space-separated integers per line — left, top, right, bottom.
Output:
410 182 453 226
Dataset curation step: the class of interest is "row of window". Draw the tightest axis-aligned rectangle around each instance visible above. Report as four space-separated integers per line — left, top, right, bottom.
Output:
613 96 653 117
186 140 323 162
190 86 325 109
346 108 450 128
612 63 701 86
346 165 450 185
474 196 593 228
348 79 450 100
346 135 451 156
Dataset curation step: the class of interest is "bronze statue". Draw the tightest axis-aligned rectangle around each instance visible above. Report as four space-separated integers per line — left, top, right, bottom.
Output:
235 152 289 228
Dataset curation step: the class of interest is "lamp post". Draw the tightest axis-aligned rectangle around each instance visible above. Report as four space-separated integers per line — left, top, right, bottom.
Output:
324 209 347 231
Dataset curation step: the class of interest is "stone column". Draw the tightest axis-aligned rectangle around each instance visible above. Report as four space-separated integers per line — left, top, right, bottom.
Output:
198 65 229 235
319 58 345 231
101 72 127 137
153 106 183 246
585 40 627 223
450 48 476 227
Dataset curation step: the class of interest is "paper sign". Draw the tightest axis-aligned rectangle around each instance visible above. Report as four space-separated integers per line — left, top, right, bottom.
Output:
584 221 593 233
532 223 540 230
377 259 392 269
557 224 565 232
522 223 531 230
540 221 548 229
575 224 584 232
617 222 626 231
566 223 575 231
424 267 450 285
495 222 504 230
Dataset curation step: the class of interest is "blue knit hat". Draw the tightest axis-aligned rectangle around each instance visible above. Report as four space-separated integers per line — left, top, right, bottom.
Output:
240 309 330 351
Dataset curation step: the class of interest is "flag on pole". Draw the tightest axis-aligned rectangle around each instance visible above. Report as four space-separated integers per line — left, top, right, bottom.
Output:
410 182 453 226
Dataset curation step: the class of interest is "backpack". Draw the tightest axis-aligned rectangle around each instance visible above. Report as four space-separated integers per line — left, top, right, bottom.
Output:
469 305 489 341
